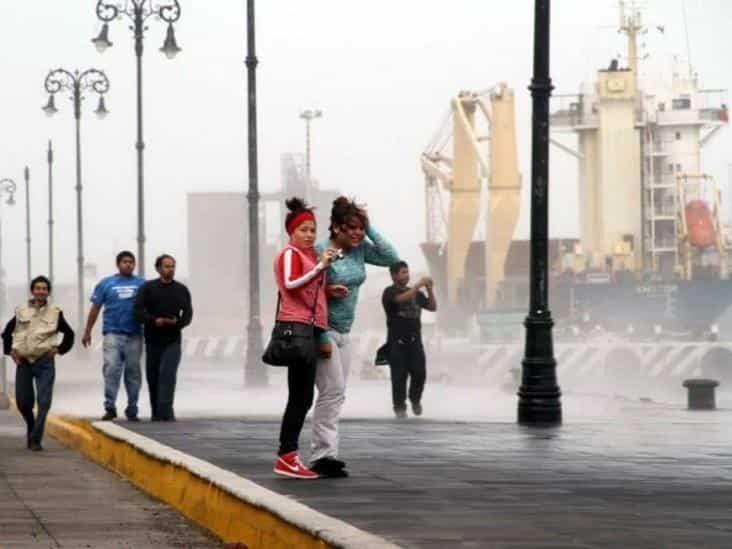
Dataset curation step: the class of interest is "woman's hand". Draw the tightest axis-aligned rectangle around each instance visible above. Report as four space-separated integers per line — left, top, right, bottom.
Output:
320 247 339 266
326 285 349 298
318 342 333 359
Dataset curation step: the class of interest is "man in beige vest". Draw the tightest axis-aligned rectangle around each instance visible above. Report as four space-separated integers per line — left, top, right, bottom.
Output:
2 276 74 451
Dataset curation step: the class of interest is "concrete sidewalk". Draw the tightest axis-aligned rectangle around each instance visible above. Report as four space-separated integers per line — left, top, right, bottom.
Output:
122 402 732 548
0 409 219 549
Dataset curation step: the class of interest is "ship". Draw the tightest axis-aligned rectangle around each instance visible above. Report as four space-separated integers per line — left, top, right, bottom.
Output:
420 1 730 342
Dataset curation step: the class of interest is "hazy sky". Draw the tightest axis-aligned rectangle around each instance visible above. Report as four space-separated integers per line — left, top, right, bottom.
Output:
0 0 730 286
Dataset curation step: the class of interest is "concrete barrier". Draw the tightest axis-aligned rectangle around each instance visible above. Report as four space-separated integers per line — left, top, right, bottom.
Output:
46 415 399 549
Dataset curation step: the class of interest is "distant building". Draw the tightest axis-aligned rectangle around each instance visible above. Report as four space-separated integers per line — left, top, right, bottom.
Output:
186 153 341 336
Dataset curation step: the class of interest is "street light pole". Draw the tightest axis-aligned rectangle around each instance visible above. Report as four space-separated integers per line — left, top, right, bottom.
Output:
24 166 31 283
0 178 17 410
299 109 322 181
244 0 267 387
93 0 182 278
517 0 562 425
43 68 110 331
47 140 54 284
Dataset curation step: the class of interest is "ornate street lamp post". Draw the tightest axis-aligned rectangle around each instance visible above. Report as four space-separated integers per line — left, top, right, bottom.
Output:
43 68 110 331
47 140 54 284
23 166 31 283
0 178 16 410
518 0 562 425
92 0 182 278
244 0 267 387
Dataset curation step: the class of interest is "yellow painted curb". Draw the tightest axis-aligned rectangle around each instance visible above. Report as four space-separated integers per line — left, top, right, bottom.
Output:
46 416 334 549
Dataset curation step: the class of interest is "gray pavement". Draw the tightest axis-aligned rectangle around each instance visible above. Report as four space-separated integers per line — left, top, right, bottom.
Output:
0 409 219 549
124 402 732 549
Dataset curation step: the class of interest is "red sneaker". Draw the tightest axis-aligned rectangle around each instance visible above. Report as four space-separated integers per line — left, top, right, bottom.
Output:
274 451 319 479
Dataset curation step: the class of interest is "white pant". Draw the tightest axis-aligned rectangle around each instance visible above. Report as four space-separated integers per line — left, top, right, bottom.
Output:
311 330 351 462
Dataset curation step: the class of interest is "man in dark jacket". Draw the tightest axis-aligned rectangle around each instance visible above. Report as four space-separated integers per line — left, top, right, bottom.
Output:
2 276 74 450
382 261 436 418
134 254 192 421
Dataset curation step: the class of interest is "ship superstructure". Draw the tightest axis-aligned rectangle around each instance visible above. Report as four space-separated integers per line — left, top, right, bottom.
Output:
550 1 729 282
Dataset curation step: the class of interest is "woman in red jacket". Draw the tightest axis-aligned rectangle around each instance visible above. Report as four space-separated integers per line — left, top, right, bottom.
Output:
273 197 339 479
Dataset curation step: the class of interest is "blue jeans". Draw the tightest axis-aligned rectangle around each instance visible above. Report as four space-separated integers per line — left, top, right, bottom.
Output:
15 356 55 445
103 333 143 417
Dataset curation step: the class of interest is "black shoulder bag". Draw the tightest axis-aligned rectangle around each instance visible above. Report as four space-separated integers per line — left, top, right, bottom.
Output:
262 273 325 367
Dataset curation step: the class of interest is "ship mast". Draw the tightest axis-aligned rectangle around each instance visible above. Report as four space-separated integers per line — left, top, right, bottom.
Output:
619 1 643 80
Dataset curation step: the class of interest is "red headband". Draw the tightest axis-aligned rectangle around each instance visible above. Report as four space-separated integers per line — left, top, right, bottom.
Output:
286 210 315 235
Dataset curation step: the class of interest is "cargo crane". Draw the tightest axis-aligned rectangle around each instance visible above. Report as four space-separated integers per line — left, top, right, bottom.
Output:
420 83 521 327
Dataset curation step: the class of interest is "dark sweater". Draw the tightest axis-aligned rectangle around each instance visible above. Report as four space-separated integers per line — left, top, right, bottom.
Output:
133 279 193 345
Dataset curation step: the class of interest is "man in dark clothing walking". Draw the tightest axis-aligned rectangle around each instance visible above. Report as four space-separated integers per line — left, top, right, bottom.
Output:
133 254 192 421
382 261 437 418
2 276 75 450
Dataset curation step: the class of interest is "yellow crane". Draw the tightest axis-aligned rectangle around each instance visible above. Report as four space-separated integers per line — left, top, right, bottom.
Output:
421 83 521 312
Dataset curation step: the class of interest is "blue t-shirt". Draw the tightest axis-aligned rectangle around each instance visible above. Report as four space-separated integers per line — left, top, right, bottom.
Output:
91 274 145 336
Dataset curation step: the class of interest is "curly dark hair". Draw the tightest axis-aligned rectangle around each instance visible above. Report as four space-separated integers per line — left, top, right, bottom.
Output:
284 197 315 232
328 196 368 240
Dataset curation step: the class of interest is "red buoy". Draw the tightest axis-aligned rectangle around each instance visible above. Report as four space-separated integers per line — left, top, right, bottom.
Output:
685 199 716 248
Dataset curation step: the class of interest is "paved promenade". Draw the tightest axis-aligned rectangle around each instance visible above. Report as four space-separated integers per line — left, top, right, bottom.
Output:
0 409 218 549
124 401 732 548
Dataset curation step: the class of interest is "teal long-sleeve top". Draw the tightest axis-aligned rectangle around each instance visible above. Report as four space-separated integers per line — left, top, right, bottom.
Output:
316 226 399 338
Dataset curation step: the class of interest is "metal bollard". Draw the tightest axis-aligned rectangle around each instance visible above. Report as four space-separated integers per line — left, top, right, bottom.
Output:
682 379 719 410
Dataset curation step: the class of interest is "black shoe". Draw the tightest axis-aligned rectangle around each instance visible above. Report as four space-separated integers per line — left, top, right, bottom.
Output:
411 402 423 416
101 409 117 421
310 458 349 478
394 407 408 419
30 441 43 452
126 415 140 422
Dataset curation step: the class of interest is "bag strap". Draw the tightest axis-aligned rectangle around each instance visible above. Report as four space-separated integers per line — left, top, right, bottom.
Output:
308 271 326 325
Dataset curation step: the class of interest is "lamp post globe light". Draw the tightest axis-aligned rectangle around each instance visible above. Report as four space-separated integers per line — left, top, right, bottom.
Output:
92 0 182 278
42 68 110 332
0 178 17 410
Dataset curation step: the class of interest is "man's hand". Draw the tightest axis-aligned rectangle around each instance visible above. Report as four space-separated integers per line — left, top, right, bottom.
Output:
10 350 21 365
154 317 167 327
82 331 92 348
47 347 59 359
326 285 349 298
424 277 434 290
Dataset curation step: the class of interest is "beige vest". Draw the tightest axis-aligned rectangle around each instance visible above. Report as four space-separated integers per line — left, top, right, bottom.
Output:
12 301 61 364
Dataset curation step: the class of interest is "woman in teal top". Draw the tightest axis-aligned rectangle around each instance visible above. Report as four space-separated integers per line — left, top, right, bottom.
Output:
310 197 399 478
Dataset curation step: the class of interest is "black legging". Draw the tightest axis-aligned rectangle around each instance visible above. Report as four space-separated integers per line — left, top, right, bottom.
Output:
278 337 319 455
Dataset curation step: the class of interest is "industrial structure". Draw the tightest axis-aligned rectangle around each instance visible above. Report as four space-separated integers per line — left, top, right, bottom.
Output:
421 83 523 320
421 1 730 340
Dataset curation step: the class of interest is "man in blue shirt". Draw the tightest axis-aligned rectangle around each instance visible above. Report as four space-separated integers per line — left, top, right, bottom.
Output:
82 251 145 421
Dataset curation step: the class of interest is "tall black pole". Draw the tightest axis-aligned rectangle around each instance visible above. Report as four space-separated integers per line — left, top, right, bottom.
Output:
0 178 16 410
74 84 85 332
24 166 31 283
48 140 54 284
134 6 146 278
518 0 562 425
244 0 267 387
